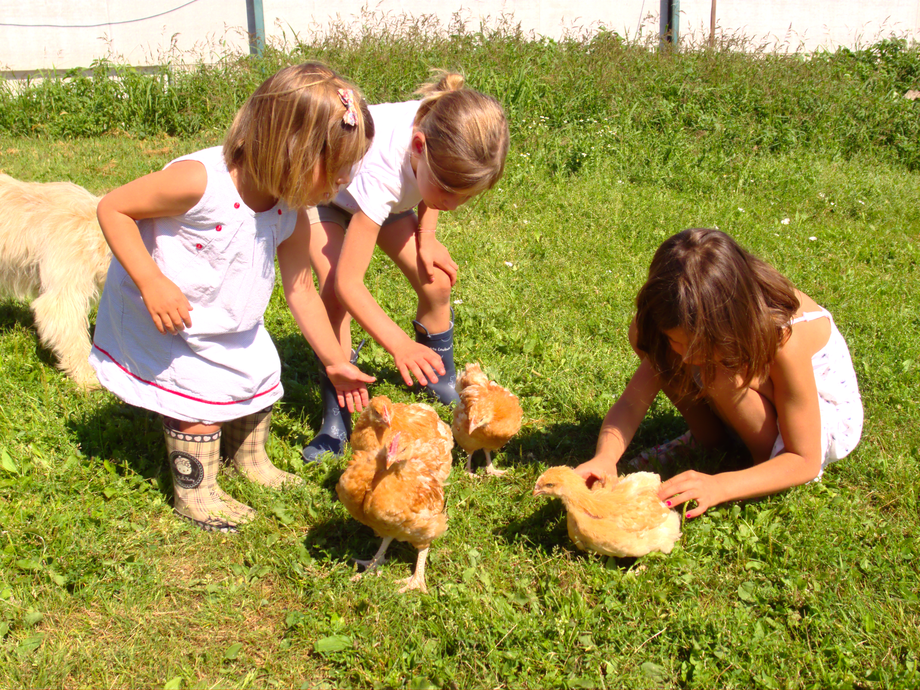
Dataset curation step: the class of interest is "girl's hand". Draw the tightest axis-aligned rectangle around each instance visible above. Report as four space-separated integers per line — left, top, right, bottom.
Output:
658 470 726 518
326 362 376 413
139 275 193 334
391 339 446 388
574 455 619 489
416 233 458 286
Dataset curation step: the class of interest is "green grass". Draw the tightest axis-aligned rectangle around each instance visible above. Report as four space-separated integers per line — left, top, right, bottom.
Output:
1 19 919 689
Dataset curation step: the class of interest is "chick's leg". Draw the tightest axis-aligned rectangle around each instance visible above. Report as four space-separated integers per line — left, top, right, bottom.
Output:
483 451 507 477
351 536 393 582
397 546 431 594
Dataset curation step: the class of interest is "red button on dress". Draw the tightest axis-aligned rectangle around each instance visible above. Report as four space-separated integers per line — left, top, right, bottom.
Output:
277 209 282 215
234 202 240 209
196 244 203 250
216 225 222 231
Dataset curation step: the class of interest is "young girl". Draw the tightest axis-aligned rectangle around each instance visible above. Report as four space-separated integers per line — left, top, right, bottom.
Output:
90 63 377 532
302 70 509 461
575 228 863 518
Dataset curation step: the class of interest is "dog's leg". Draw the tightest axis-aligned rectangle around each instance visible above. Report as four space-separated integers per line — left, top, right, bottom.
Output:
31 284 100 390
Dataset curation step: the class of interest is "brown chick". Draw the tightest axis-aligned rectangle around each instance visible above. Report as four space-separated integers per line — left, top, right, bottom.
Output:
451 363 522 476
533 466 681 557
336 396 453 593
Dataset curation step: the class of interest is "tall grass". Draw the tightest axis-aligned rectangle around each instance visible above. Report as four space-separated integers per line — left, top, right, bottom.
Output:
1 17 919 170
0 15 919 689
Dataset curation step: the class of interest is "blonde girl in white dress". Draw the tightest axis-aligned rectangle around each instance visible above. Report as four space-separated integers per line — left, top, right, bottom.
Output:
90 63 376 532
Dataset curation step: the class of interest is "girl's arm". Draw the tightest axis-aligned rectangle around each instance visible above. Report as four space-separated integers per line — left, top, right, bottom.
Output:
334 210 446 387
278 211 375 413
415 201 458 285
574 358 662 485
659 336 823 517
96 161 206 334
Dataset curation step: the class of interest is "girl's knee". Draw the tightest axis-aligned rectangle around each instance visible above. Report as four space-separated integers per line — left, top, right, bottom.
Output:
417 270 452 306
628 317 643 358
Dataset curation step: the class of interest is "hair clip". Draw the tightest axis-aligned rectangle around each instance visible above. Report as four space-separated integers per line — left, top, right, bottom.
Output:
337 88 358 127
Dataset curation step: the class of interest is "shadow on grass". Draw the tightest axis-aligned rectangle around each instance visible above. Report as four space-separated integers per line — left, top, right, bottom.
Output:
303 513 421 572
0 299 62 370
67 397 166 481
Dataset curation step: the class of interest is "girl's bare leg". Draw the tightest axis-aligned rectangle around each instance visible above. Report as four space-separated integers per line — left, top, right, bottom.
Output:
308 219 353 352
303 219 358 461
703 371 779 464
375 214 452 333
626 318 727 451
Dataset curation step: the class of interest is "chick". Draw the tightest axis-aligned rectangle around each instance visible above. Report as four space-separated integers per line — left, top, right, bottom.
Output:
451 363 522 476
533 466 681 557
336 396 453 593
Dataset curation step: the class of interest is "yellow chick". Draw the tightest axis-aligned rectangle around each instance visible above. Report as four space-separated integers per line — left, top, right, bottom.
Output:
533 466 681 557
451 363 522 476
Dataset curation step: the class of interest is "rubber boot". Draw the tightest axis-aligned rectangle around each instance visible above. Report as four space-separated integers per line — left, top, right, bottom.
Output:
164 421 255 533
412 311 460 406
224 406 304 488
301 342 364 464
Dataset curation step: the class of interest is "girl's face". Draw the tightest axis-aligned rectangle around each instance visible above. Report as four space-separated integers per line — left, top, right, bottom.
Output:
411 132 476 212
663 327 703 365
310 161 352 206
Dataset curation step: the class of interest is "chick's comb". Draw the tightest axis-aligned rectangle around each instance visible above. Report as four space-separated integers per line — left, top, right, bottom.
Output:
337 88 359 127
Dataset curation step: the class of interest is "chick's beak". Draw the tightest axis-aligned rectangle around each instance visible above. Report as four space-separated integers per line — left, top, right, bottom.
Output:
532 484 545 497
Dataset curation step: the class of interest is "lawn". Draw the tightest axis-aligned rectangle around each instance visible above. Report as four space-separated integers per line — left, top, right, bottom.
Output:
0 20 919 689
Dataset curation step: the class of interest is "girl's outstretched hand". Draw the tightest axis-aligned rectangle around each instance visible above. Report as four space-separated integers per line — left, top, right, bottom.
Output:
391 340 446 388
139 274 193 334
416 235 459 286
326 362 376 413
658 470 726 518
574 455 620 489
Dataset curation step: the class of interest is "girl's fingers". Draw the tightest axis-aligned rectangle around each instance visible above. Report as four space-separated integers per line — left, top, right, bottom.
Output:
397 364 416 388
418 359 440 384
686 504 707 519
407 363 429 387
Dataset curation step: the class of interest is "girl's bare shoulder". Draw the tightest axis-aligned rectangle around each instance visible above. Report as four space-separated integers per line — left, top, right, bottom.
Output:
783 290 831 360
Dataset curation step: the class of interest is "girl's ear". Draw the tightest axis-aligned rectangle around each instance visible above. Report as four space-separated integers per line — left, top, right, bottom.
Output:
410 131 427 156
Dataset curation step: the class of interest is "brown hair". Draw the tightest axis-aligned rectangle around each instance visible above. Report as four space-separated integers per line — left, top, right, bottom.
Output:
223 62 373 208
413 70 509 195
635 228 800 395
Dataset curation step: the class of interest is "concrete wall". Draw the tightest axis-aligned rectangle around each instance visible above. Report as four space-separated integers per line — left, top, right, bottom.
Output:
2 0 919 76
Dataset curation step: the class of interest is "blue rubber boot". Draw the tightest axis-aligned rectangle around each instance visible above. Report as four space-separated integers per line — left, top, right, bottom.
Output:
301 342 364 463
412 312 460 407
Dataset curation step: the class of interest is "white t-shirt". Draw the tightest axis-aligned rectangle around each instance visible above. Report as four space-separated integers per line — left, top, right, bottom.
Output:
332 100 422 225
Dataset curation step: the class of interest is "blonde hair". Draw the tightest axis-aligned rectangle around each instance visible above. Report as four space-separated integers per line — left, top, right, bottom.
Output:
413 70 509 194
635 228 800 396
223 62 373 208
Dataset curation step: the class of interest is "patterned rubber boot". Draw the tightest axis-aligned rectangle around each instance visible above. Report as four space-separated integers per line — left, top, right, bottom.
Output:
164 421 255 532
412 311 460 407
225 407 304 488
301 343 364 464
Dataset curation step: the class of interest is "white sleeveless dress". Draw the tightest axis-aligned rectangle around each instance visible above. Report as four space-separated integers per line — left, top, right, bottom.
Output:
770 308 864 474
90 147 297 423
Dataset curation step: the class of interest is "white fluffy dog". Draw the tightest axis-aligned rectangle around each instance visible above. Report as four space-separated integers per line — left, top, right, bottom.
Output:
0 174 111 389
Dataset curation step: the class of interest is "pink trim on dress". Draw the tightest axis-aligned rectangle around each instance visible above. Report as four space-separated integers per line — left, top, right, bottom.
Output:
92 343 280 406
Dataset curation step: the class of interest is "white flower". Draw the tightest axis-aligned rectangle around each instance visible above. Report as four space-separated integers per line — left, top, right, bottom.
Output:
781 218 790 225
738 207 745 212
453 299 463 304
504 261 514 267
809 236 817 241
523 219 529 224
857 200 865 205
